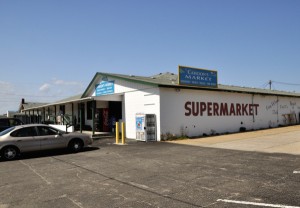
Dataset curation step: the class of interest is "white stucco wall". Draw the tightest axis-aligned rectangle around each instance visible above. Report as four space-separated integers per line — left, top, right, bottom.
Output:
160 88 300 138
124 87 161 141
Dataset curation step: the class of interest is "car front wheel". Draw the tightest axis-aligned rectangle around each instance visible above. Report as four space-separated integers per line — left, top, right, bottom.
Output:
2 146 19 160
68 139 83 153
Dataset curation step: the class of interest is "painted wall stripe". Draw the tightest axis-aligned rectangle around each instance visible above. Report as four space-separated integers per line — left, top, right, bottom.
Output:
217 199 300 208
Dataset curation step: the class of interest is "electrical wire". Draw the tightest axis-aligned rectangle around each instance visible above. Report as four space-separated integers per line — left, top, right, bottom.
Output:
0 92 68 98
272 81 300 86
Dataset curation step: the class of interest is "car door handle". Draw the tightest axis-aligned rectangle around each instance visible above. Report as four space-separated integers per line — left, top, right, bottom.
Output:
17 140 22 142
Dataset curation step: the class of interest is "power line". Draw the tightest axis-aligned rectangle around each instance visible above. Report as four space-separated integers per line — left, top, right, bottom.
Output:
0 92 67 98
262 80 300 90
272 81 300 86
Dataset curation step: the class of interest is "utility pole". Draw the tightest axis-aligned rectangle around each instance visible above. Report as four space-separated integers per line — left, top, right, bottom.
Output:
269 80 272 90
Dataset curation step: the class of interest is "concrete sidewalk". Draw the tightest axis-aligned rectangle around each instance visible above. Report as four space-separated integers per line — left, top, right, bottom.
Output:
169 125 300 155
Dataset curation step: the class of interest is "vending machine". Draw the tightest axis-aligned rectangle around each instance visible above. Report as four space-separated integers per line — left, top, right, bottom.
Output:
136 114 156 142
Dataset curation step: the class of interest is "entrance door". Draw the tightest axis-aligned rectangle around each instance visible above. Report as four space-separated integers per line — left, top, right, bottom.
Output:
108 101 122 132
95 108 109 132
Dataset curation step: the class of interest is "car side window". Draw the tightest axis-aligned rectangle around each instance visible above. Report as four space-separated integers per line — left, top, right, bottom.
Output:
10 127 38 137
37 126 59 136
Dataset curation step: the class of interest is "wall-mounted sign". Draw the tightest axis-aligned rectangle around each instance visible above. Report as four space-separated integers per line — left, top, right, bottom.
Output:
136 116 144 131
178 66 218 88
184 101 259 117
95 81 114 96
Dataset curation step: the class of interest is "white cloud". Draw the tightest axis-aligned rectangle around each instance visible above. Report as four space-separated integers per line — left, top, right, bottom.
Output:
39 83 51 92
50 78 85 95
52 78 83 87
0 78 86 114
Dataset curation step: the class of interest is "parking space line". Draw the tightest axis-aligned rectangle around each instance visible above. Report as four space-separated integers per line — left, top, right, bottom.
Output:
293 170 300 174
19 161 51 185
217 199 300 208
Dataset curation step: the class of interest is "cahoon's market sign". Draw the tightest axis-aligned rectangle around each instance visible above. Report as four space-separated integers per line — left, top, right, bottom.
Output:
185 101 259 117
178 66 218 88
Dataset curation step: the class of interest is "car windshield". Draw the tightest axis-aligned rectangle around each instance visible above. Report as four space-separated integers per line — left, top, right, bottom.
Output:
0 126 15 136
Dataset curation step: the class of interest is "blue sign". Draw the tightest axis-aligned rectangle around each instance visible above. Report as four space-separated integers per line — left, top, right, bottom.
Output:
178 66 218 88
95 81 115 96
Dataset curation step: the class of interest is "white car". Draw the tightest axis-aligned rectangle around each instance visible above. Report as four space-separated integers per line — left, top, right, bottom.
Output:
0 124 93 160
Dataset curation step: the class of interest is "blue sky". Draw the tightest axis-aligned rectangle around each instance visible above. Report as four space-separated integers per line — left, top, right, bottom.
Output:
1 0 300 114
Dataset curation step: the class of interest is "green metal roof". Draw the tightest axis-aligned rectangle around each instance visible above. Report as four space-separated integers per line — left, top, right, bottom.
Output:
83 72 300 98
22 72 300 112
22 94 93 111
22 102 49 110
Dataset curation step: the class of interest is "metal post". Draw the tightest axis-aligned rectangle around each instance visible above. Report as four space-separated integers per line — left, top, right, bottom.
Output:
79 103 82 133
121 122 125 144
115 122 119 144
37 109 40 123
71 103 74 125
48 107 50 123
43 108 46 124
54 106 57 124
24 111 27 124
92 101 95 135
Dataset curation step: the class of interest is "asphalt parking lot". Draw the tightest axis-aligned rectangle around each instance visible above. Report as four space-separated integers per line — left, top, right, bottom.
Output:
0 129 300 208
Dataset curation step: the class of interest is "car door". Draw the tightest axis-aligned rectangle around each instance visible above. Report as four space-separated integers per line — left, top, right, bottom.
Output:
10 127 40 152
37 126 67 150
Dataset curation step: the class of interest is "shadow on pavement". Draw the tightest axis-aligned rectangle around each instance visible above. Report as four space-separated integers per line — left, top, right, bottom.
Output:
0 147 99 162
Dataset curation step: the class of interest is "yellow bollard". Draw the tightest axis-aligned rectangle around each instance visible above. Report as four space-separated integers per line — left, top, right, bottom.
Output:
121 122 125 144
115 122 119 144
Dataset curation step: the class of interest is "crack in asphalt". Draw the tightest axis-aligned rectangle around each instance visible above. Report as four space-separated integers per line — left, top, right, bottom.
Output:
52 156 204 208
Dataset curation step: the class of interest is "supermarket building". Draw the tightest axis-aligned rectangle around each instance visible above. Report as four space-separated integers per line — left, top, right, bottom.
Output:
22 66 300 141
